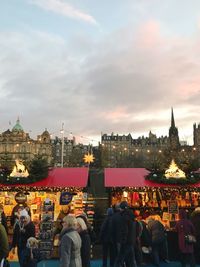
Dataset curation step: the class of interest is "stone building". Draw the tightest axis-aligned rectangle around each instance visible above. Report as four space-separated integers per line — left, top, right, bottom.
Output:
101 108 196 168
0 118 52 167
51 136 75 166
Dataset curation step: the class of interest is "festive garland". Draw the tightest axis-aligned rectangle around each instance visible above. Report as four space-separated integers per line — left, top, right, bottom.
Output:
145 171 200 185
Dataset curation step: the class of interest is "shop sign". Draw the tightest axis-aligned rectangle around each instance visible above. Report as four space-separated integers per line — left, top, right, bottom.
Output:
60 192 73 205
168 200 178 214
15 192 27 204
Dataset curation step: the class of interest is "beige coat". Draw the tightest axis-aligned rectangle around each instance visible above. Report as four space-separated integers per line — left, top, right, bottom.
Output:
60 228 82 267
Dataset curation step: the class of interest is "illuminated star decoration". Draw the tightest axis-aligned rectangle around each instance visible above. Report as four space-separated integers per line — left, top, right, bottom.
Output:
83 153 95 164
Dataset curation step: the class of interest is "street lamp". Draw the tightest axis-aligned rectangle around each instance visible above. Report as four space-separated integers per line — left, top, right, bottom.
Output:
60 123 64 168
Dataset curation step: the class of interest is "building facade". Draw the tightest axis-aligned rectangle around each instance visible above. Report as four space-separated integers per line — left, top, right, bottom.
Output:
101 109 199 168
51 136 75 166
0 119 52 167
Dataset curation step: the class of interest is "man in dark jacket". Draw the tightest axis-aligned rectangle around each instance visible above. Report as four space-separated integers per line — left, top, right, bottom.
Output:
147 217 167 267
111 203 123 265
100 208 114 267
114 201 137 267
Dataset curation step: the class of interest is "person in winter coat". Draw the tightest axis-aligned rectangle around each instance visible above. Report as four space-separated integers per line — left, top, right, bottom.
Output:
114 201 137 267
59 214 82 267
77 213 96 245
0 205 8 233
76 217 91 267
175 209 196 267
191 207 200 264
0 223 9 262
147 217 168 267
99 208 115 267
11 209 35 267
111 203 123 264
22 237 42 267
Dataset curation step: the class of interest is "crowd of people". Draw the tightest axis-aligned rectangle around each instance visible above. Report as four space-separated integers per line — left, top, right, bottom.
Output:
0 205 94 267
99 201 200 267
0 205 40 267
0 201 200 267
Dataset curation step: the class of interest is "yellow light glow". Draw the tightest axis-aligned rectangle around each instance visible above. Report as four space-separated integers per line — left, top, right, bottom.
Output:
83 153 95 164
165 159 186 179
10 159 29 177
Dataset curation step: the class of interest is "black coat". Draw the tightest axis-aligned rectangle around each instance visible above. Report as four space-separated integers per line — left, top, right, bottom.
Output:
112 209 136 245
140 221 151 247
111 211 124 244
23 248 42 267
99 215 113 243
1 212 8 233
191 211 200 238
79 230 91 267
12 221 35 250
121 209 137 245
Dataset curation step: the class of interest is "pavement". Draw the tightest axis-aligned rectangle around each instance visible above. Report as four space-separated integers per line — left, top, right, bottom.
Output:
9 260 189 267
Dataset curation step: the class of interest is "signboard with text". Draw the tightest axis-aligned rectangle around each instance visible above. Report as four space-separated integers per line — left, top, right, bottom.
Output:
168 200 179 214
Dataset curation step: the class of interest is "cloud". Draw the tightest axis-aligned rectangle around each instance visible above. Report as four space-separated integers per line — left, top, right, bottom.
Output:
0 19 200 144
29 0 97 25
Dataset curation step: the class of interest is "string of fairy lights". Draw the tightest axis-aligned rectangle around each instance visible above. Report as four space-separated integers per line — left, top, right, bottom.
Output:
49 128 100 146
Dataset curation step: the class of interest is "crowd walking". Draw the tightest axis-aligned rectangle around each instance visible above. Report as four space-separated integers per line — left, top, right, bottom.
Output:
0 202 200 267
99 202 199 267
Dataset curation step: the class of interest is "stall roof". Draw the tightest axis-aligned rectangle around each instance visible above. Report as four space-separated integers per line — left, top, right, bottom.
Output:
105 168 200 188
1 168 89 189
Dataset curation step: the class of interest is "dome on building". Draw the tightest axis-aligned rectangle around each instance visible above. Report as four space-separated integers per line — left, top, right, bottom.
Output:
12 118 24 132
42 129 50 136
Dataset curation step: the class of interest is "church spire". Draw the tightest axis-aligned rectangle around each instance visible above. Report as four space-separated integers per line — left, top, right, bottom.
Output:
171 107 175 128
169 108 179 149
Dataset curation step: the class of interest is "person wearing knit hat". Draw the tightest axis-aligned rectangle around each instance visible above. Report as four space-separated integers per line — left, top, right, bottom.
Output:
19 209 29 219
11 208 35 267
119 201 129 210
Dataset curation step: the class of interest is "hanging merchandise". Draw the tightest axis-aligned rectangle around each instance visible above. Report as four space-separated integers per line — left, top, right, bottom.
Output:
185 192 190 200
39 200 54 259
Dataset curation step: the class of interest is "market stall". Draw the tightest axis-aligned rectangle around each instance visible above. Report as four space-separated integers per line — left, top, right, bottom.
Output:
105 166 200 260
0 167 95 259
105 167 200 216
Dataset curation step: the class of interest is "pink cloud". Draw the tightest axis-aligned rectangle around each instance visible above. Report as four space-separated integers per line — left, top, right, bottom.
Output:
101 107 130 122
135 20 163 49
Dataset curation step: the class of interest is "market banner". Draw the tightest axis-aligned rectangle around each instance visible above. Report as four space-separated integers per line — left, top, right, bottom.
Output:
60 192 73 205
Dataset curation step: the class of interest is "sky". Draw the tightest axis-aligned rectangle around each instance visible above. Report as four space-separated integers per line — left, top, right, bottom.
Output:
0 0 200 145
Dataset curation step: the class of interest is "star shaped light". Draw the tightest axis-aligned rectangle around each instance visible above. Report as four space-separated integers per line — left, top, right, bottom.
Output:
83 153 95 164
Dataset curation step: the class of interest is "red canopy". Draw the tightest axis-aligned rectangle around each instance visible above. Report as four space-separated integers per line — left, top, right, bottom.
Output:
105 168 200 188
0 168 89 189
